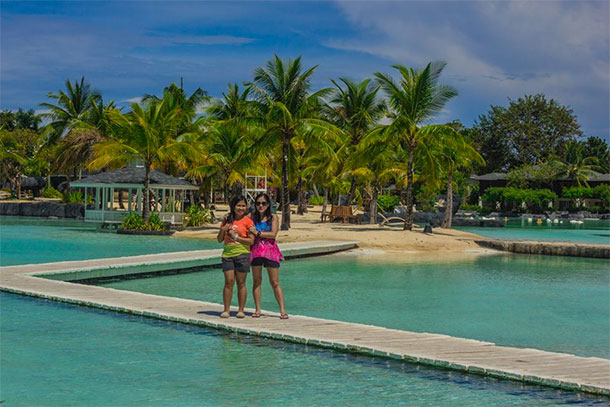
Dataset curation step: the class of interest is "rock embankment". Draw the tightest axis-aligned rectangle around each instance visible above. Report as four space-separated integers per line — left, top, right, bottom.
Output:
475 239 610 259
0 202 84 219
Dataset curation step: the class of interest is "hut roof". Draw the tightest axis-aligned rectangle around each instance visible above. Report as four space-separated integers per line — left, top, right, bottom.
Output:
71 167 198 189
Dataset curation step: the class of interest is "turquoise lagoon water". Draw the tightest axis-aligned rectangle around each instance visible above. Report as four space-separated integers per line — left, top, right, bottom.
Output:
457 218 610 245
2 217 609 404
2 293 606 407
0 216 219 266
102 254 610 359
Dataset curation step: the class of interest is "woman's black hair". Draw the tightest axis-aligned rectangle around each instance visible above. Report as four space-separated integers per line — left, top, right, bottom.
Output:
227 195 247 224
252 192 272 225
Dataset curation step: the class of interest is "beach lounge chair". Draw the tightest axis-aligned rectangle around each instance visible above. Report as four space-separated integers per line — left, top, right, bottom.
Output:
378 213 406 226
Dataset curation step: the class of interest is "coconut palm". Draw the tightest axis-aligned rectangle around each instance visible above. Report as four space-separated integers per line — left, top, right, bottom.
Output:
431 126 485 228
325 78 385 204
348 140 407 224
374 61 458 230
89 100 197 220
187 122 262 202
40 77 99 145
247 55 337 229
554 140 600 187
207 83 253 120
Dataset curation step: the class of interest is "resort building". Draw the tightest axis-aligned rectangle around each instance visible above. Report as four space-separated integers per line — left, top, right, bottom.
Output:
71 167 198 225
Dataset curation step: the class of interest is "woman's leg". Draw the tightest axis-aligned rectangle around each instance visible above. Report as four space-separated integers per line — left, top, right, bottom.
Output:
222 270 236 314
251 266 263 316
235 271 248 314
266 267 287 316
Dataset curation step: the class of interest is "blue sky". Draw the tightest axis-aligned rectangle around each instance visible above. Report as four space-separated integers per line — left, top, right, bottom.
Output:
1 1 608 141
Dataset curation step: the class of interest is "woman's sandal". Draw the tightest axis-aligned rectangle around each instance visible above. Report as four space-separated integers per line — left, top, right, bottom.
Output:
252 311 261 318
236 311 246 319
280 313 289 320
220 311 230 319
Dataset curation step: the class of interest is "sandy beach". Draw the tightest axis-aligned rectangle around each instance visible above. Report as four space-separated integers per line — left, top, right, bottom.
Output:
176 205 488 258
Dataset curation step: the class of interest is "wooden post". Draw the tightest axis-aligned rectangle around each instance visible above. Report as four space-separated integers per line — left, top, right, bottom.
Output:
128 189 132 213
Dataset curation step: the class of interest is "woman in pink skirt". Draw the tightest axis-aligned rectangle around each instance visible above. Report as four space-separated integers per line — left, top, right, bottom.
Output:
248 193 287 319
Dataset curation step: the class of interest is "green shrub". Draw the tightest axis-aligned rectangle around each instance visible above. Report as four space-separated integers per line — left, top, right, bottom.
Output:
460 204 481 211
121 212 168 231
62 191 84 203
562 187 594 199
147 213 166 231
585 206 610 214
184 205 215 227
377 194 400 212
309 195 324 205
482 187 557 213
41 187 63 199
593 185 610 204
121 212 145 230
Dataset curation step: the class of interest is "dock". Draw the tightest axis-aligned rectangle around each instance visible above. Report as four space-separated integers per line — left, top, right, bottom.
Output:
1 240 608 396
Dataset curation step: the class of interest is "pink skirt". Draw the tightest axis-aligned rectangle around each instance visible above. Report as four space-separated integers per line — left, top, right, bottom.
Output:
251 238 284 263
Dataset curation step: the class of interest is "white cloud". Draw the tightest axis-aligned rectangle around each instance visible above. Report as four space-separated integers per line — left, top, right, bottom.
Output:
329 0 609 136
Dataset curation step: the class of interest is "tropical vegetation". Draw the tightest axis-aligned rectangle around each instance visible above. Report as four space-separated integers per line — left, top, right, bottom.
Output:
1 55 608 228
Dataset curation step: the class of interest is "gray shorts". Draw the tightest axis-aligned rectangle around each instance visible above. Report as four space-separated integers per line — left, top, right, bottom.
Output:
221 253 251 273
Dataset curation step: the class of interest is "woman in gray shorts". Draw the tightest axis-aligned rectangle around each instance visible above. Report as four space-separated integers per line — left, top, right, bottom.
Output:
217 195 255 318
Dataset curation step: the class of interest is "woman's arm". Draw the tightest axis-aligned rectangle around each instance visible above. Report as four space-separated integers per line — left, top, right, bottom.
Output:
256 214 279 240
231 229 255 246
217 221 230 243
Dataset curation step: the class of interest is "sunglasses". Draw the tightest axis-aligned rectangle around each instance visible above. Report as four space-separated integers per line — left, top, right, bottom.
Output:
255 201 269 207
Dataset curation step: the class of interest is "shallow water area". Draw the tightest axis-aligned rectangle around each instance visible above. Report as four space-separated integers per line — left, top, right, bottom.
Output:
1 293 607 407
102 252 610 359
0 216 219 266
457 218 610 245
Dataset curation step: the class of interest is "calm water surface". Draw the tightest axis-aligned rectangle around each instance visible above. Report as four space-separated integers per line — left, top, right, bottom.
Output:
457 218 610 245
102 254 610 359
2 293 606 407
0 216 218 266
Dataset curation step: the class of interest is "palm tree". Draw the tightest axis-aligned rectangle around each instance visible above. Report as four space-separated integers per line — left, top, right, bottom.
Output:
40 77 98 145
89 100 197 220
207 83 253 120
247 55 336 229
187 122 261 202
325 78 385 204
348 139 407 224
554 140 600 187
433 126 485 228
374 62 458 230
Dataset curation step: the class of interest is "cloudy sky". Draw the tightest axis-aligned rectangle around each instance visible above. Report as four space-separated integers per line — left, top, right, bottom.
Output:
1 1 608 141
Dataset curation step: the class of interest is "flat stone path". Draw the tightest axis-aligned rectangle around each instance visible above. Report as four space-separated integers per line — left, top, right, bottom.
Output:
1 241 608 396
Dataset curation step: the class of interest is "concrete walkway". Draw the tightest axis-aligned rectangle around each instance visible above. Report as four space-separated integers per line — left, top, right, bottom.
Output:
1 241 608 396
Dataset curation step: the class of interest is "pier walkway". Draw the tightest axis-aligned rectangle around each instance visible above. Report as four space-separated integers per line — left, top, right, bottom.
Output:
1 241 608 396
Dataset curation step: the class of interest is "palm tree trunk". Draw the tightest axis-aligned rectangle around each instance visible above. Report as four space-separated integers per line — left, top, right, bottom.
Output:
143 163 151 221
64 174 72 196
118 189 125 209
296 174 307 215
224 170 230 204
345 176 357 204
16 173 22 200
312 184 320 198
369 181 379 225
442 170 454 228
403 146 415 230
281 136 291 229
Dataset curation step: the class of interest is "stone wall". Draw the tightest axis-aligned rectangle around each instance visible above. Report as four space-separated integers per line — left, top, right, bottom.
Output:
475 239 610 259
0 202 84 219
